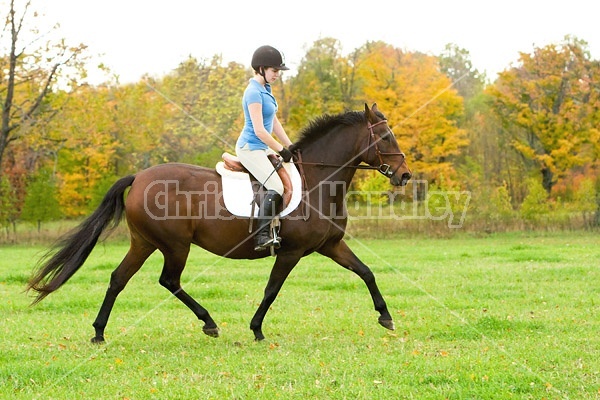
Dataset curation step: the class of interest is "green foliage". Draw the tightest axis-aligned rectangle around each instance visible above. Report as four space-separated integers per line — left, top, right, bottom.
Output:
0 175 18 230
573 178 597 213
285 38 350 133
88 174 121 212
158 56 248 156
438 43 486 105
424 178 471 228
453 178 517 233
353 171 391 205
573 177 598 227
190 147 224 168
20 170 62 230
489 184 515 221
520 178 551 221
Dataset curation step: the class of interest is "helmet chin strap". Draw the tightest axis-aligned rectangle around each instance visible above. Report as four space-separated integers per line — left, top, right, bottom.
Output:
259 66 268 84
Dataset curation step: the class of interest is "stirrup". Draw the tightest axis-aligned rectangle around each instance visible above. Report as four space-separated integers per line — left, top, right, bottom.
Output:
254 235 281 251
271 234 282 250
253 216 282 252
271 217 281 249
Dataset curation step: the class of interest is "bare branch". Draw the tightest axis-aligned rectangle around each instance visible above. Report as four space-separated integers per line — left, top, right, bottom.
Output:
24 62 60 121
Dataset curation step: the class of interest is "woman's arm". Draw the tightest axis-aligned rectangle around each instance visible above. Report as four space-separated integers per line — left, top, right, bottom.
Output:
272 115 293 147
248 103 291 151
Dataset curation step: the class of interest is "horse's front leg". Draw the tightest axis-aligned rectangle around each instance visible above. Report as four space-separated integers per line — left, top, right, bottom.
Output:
250 253 302 341
318 239 395 331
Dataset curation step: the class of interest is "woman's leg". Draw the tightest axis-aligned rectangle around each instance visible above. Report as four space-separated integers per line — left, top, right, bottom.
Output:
236 145 284 195
236 146 284 250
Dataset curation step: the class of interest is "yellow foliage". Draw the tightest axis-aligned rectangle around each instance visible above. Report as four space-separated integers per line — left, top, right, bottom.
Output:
353 42 467 184
487 36 600 188
58 173 90 217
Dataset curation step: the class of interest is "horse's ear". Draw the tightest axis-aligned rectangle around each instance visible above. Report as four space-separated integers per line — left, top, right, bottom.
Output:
371 103 379 113
365 103 376 123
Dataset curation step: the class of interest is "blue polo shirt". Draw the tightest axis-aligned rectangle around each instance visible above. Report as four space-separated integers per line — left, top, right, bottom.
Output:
236 79 278 150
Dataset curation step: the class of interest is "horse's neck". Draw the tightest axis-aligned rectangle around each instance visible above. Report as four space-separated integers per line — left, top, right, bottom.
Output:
299 139 360 189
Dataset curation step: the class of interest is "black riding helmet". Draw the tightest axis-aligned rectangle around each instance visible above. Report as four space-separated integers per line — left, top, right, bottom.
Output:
251 45 290 72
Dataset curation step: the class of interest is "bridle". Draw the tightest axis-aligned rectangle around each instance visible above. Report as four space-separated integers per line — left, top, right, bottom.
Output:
366 119 406 178
293 118 407 178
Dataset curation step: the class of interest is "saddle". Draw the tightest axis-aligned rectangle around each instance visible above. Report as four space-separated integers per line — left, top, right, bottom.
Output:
221 152 293 208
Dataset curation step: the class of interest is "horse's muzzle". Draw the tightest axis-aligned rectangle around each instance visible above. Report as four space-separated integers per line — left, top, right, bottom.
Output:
391 172 411 187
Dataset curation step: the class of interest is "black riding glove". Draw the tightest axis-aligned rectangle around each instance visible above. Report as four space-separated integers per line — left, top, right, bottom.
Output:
278 147 293 162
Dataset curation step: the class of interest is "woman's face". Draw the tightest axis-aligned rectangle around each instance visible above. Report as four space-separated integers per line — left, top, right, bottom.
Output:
264 67 281 83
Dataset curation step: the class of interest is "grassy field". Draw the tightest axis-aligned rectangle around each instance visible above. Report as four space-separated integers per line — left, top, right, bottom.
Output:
1 232 599 399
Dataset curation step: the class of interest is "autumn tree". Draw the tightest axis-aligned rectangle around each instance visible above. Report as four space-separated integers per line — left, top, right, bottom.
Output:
487 36 600 195
285 38 355 133
437 44 526 206
44 87 120 215
353 41 468 197
0 0 88 173
104 82 177 172
40 80 180 216
36 56 246 216
157 56 248 166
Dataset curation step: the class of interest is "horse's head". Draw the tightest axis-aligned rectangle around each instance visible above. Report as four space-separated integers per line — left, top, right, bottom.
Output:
363 103 412 186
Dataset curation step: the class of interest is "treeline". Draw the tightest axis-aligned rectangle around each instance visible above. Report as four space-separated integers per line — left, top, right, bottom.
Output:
1 33 599 239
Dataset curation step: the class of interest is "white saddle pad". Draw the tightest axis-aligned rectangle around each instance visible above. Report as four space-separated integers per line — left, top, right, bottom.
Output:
216 161 302 217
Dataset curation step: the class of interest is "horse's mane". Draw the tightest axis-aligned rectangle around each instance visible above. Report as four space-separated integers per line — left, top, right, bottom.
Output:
290 110 385 151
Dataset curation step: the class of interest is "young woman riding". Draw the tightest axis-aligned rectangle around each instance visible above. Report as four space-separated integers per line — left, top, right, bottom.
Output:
235 45 294 251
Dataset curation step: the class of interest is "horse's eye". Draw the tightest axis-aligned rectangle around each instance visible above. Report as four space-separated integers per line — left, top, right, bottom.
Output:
382 131 393 142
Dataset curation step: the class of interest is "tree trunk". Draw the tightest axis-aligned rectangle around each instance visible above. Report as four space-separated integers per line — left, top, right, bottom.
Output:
541 167 554 195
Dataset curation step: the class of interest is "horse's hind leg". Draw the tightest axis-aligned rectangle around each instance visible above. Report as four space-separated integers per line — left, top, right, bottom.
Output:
318 239 395 331
92 241 156 343
158 247 219 338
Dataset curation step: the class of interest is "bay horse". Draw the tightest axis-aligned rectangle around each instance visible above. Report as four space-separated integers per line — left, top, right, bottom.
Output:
27 103 412 342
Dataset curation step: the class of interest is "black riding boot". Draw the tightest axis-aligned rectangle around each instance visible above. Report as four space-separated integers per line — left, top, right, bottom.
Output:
254 190 283 251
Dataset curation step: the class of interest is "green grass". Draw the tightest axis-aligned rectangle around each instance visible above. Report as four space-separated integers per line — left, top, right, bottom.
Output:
1 232 599 399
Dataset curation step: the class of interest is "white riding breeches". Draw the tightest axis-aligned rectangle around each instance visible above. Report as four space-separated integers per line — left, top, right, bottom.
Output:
235 144 284 196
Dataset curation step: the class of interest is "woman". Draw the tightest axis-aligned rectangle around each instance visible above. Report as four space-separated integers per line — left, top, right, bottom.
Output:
236 45 294 251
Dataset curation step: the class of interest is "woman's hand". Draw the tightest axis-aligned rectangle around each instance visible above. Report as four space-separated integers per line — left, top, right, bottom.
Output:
278 147 293 162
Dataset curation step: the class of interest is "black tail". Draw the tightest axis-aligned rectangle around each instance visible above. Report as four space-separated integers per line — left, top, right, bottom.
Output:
26 175 136 304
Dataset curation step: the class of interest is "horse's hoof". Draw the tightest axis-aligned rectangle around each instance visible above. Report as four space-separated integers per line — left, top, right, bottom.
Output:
379 318 395 331
202 326 220 338
253 331 265 341
90 336 105 344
